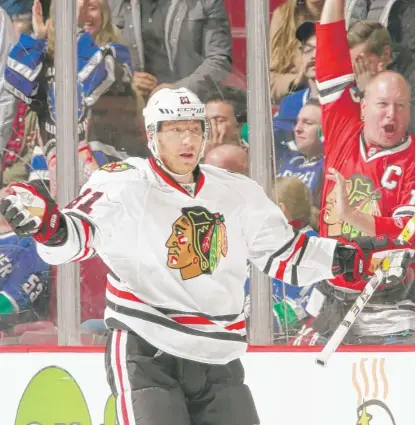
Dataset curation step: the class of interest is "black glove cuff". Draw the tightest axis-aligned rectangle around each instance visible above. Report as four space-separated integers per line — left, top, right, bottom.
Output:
43 216 68 246
332 242 356 279
332 246 344 276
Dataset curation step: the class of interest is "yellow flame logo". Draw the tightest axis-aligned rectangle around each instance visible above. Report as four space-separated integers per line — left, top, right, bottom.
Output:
352 358 396 425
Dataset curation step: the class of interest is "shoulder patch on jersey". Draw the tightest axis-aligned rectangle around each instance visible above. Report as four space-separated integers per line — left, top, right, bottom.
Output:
100 162 135 173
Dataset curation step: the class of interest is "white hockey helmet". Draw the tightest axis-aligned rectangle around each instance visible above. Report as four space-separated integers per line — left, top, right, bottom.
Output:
143 88 210 175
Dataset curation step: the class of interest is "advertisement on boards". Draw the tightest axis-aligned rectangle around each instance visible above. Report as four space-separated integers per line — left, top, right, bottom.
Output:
244 352 415 425
0 350 414 425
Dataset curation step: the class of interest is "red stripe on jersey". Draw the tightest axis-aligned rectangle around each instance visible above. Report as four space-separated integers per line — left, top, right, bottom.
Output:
374 215 415 247
115 330 130 425
148 156 205 197
225 320 246 331
174 316 246 331
75 220 91 262
275 233 307 281
107 281 245 332
107 281 145 303
195 172 205 195
173 316 215 325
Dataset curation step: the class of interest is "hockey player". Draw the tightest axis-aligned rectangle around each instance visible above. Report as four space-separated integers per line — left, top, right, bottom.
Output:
0 88 412 425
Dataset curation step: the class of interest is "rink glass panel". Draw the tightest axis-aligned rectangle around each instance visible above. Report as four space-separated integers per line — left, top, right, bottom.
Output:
0 0 414 349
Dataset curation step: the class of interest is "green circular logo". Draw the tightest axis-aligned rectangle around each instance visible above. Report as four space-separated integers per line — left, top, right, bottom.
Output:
14 366 116 425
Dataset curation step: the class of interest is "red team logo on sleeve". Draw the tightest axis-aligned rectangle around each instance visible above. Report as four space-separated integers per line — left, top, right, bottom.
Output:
100 162 134 173
323 174 382 239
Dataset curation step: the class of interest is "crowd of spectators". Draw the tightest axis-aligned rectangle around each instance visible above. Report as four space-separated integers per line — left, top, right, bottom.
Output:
0 0 413 346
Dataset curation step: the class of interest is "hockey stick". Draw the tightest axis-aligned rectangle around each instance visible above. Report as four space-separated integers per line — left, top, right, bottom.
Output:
315 216 415 367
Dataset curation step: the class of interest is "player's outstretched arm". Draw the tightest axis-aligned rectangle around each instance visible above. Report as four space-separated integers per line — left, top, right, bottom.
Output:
243 181 335 286
0 181 98 265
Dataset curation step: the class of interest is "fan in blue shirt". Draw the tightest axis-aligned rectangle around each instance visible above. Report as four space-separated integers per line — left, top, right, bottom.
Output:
275 99 324 207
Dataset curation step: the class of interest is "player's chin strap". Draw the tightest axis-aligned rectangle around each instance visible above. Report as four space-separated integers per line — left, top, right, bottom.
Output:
149 138 206 179
155 157 194 178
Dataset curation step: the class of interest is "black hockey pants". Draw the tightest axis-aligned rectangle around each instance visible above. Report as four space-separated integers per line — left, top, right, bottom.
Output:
105 329 260 425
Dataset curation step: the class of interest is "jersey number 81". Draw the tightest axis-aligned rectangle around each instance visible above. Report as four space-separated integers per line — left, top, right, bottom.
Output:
65 189 104 214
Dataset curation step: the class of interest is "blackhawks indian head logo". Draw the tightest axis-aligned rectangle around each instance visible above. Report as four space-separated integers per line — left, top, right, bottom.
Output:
165 206 228 280
324 173 382 239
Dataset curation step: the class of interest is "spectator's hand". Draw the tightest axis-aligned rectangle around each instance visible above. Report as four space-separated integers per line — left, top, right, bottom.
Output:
150 83 176 96
353 55 378 94
207 119 226 151
290 66 308 91
133 72 158 96
26 129 42 151
326 168 353 219
77 0 89 28
32 0 48 39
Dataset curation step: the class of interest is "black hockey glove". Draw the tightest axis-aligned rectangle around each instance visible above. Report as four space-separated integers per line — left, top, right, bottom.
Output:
332 235 412 283
0 181 66 245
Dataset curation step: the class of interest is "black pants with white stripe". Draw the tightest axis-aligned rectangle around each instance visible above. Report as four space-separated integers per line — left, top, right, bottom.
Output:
105 329 260 425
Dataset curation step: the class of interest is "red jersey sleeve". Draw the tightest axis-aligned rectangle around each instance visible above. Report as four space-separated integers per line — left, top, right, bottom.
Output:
316 20 362 158
316 20 354 91
389 144 415 220
392 176 415 218
374 159 415 243
374 216 415 247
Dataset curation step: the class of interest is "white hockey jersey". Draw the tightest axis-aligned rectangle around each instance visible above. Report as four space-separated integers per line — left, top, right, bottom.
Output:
37 157 337 364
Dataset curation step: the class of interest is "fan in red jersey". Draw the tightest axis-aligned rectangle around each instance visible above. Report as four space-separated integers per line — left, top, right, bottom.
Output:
317 11 415 279
291 0 415 347
316 24 414 255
